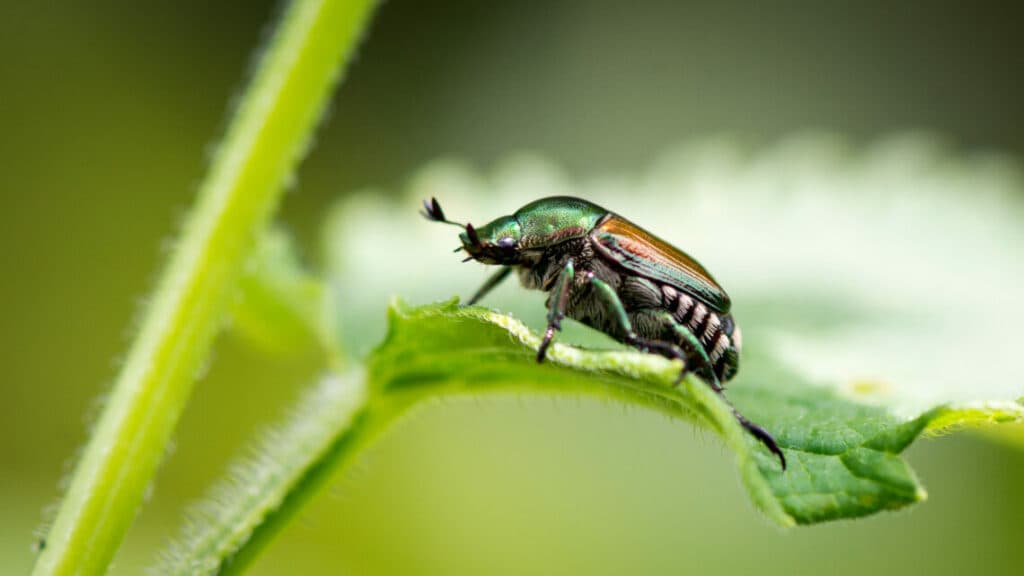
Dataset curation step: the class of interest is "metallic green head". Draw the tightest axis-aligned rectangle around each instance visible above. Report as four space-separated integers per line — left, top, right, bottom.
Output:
422 196 610 265
458 215 521 264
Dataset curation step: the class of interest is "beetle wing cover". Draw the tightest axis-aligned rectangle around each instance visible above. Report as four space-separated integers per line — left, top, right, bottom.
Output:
592 215 731 312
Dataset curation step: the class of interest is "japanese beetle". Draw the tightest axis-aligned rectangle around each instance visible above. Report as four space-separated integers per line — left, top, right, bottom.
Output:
422 196 785 469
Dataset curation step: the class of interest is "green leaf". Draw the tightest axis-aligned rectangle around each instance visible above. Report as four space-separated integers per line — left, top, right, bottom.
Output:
372 300 924 526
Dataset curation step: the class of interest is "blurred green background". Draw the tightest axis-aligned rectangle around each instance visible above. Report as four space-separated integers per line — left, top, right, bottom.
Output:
3 1 1023 574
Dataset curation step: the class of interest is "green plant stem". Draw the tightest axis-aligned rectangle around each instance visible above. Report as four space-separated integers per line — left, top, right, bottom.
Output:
32 1 377 574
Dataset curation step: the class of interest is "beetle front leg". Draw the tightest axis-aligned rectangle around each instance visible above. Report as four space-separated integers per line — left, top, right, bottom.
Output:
537 259 574 363
467 266 512 305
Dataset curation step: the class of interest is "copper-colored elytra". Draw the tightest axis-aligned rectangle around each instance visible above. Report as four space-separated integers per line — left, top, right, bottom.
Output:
595 216 724 297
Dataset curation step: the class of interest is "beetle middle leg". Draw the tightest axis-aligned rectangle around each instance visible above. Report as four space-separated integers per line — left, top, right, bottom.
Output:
620 308 719 389
587 278 693 376
537 259 574 362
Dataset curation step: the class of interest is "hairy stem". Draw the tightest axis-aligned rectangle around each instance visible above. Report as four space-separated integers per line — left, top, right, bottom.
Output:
32 1 377 574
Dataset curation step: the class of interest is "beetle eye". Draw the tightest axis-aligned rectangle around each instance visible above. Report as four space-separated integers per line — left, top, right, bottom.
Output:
497 237 515 249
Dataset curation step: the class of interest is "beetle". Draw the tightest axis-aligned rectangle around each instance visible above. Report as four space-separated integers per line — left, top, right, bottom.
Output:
422 195 785 469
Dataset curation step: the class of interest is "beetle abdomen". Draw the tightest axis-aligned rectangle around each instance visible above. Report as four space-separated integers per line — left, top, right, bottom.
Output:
661 285 741 383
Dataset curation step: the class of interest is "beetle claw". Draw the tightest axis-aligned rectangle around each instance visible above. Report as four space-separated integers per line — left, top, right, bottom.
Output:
673 367 687 386
537 326 557 363
734 411 787 470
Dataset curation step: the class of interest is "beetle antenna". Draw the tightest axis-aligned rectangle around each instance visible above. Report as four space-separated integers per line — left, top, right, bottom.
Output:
421 197 466 228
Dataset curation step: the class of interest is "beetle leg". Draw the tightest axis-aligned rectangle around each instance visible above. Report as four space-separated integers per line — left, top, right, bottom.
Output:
627 310 719 389
588 277 687 365
537 259 574 363
588 283 700 385
661 312 786 469
666 317 722 391
618 309 693 383
732 409 787 470
587 275 632 334
467 266 512 305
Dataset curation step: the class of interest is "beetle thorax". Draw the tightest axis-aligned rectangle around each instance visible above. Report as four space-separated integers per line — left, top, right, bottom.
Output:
515 237 595 291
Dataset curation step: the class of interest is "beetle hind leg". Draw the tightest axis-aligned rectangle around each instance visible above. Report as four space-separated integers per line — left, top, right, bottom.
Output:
659 311 786 469
580 301 785 469
705 379 787 470
732 409 787 470
632 310 721 389
627 336 694 385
